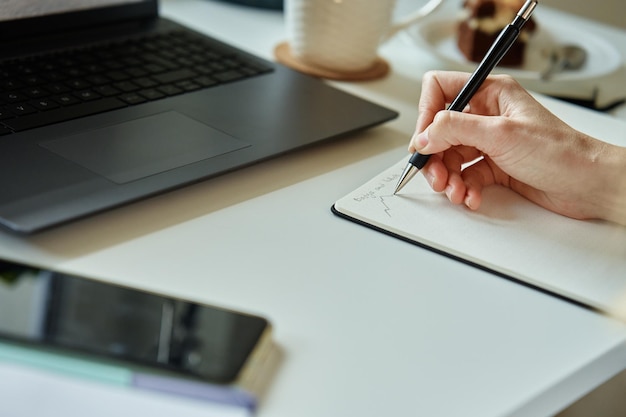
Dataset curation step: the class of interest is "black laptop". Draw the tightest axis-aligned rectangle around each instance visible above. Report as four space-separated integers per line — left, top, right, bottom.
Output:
0 0 397 234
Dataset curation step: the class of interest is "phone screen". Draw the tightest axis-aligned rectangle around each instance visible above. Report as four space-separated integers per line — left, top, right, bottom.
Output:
0 258 269 383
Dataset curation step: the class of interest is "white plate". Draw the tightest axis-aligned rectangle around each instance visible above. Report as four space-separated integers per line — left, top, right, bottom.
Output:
404 16 622 82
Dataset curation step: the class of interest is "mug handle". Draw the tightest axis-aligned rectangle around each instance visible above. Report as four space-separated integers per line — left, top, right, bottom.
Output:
384 0 444 41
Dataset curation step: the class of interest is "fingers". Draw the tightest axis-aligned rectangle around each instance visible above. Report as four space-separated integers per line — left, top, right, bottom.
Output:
409 71 547 211
459 158 495 210
445 171 467 205
421 153 500 211
414 71 495 133
411 71 529 155
414 71 472 134
420 154 448 192
411 110 509 158
421 156 468 207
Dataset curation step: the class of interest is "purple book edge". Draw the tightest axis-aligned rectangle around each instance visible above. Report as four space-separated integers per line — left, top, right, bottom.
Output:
132 373 257 411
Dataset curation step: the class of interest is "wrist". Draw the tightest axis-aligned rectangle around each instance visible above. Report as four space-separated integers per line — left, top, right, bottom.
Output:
594 142 626 226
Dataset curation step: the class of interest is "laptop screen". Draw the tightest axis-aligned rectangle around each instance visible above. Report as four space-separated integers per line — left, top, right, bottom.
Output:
0 0 148 22
0 0 156 40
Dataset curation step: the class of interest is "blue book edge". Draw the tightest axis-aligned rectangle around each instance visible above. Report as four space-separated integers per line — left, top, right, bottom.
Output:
0 341 256 411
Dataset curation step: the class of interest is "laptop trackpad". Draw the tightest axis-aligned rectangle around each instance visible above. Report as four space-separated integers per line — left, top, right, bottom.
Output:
41 111 249 184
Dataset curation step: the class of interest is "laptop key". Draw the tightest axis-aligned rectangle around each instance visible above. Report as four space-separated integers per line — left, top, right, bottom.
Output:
3 97 126 132
138 89 164 100
175 80 201 92
213 70 246 83
54 94 82 106
156 85 183 96
113 81 140 93
151 68 197 84
66 79 90 90
118 93 146 105
194 76 218 88
44 83 71 94
93 85 122 97
0 109 14 120
1 79 23 90
30 99 60 111
134 77 158 88
1 92 28 102
23 87 48 98
74 90 101 101
9 103 37 116
84 75 110 86
106 71 131 81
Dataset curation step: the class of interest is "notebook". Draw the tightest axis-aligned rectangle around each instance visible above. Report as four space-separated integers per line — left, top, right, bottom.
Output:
332 157 626 322
0 0 398 234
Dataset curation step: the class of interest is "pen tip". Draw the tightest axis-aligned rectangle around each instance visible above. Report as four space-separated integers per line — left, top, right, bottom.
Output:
394 164 418 195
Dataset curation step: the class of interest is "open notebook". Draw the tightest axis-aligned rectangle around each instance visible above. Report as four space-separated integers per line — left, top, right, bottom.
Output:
333 156 626 322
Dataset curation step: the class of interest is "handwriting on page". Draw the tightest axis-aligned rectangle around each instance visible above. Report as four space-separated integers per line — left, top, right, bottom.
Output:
351 172 400 217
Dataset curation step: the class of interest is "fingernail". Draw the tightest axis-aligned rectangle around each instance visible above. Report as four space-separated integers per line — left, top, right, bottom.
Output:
465 195 473 210
408 131 418 153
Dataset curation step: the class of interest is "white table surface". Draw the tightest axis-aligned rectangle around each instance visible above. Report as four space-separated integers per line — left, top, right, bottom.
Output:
2 1 626 416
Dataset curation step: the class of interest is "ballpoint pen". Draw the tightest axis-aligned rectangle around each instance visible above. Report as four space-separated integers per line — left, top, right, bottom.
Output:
394 0 538 194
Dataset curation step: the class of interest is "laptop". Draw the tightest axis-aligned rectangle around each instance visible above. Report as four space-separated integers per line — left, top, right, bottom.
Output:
0 0 397 234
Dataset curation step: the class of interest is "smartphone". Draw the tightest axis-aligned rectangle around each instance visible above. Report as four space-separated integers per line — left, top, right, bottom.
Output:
0 257 271 385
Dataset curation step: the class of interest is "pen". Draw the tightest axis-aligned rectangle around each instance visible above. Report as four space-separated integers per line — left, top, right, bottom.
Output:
394 0 538 194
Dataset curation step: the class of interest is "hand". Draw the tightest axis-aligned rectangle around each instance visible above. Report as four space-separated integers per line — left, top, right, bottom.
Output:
409 71 626 224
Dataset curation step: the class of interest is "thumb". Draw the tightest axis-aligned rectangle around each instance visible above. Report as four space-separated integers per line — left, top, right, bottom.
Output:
411 110 503 156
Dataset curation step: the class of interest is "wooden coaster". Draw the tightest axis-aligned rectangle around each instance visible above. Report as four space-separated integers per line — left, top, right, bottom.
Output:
273 42 390 82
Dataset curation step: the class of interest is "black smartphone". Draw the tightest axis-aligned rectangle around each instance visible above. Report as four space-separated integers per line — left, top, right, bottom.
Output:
0 257 271 385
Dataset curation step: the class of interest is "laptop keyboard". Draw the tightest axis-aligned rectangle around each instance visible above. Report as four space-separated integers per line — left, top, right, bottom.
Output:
0 30 274 135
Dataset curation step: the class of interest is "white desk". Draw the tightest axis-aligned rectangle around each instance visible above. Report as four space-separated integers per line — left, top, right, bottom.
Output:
2 1 626 416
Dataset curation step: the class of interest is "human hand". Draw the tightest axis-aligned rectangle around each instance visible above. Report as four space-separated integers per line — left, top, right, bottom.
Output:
409 71 626 224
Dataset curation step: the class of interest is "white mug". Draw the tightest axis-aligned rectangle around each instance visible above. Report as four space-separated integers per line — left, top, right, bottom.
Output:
285 0 443 73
